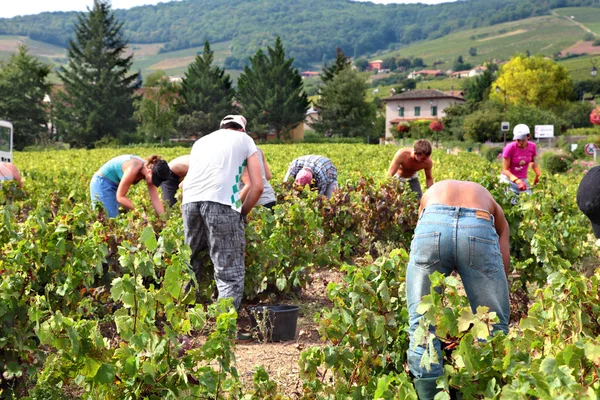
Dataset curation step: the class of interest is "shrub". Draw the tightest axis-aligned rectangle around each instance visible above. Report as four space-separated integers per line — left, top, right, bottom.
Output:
564 127 600 136
463 108 503 142
583 32 596 41
481 146 503 162
541 151 573 174
593 39 600 47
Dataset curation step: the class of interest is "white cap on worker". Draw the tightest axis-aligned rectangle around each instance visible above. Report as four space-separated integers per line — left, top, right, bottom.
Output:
513 124 530 140
220 115 246 132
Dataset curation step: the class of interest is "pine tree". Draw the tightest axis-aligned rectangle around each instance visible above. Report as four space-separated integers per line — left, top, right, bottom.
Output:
55 0 138 147
320 47 352 83
177 41 236 136
0 45 51 150
237 37 309 140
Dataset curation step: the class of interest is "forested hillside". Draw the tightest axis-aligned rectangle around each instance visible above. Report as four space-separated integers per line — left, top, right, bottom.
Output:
0 0 599 67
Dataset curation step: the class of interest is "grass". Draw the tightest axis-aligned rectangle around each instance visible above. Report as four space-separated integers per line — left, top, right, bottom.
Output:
556 54 600 81
0 35 233 81
375 14 585 72
131 40 232 79
554 7 600 35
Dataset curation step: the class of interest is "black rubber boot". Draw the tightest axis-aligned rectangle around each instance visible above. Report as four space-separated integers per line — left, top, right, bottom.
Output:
413 377 442 400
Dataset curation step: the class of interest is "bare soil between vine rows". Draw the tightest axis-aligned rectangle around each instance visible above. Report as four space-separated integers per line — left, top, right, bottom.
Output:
233 268 342 398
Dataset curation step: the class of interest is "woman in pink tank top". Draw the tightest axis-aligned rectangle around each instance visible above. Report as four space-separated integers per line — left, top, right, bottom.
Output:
500 124 542 195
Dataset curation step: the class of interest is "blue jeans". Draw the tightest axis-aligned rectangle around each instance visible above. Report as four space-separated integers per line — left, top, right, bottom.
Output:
500 174 531 196
90 174 119 218
406 204 510 378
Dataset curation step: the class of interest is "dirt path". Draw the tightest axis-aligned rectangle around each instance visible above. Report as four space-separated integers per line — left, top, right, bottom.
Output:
551 10 593 34
234 268 342 398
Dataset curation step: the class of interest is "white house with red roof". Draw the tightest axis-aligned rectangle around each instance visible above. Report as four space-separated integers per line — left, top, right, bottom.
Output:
382 89 465 139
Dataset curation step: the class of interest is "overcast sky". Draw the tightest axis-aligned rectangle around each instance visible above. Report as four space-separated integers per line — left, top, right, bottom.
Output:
1 0 456 19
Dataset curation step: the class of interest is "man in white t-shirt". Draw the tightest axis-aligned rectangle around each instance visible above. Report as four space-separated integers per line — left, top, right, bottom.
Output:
182 115 263 312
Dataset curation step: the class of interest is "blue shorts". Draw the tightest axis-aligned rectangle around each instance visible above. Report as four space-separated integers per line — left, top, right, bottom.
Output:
90 174 119 218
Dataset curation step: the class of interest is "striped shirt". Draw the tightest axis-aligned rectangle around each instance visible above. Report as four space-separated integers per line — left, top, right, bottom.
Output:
284 155 337 195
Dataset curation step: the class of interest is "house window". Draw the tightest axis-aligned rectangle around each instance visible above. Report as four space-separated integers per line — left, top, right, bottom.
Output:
398 106 404 117
431 106 437 116
415 106 421 117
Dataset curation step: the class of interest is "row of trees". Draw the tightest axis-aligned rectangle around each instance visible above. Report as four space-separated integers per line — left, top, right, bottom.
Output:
0 0 380 149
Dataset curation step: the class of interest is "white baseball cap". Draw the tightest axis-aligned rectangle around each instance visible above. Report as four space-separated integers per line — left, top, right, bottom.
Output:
513 124 530 140
220 115 247 132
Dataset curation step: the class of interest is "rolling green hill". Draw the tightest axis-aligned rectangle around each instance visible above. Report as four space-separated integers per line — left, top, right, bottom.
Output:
376 15 586 71
0 35 65 63
364 9 600 96
2 5 600 87
1 0 599 68
0 36 236 82
554 7 600 34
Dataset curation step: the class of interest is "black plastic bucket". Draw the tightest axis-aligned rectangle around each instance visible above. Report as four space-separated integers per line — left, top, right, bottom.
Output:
247 304 300 342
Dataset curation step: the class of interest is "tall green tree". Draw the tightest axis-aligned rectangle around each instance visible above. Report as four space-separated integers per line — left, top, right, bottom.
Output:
320 47 352 83
237 36 309 139
54 0 138 147
0 45 51 150
463 64 496 103
135 71 180 142
313 68 376 139
177 41 236 136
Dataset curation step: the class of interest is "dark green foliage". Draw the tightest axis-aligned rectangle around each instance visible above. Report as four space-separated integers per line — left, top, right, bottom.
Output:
583 32 596 41
237 37 309 140
177 41 236 137
1 0 592 67
453 54 473 72
463 106 503 142
312 68 376 139
54 0 138 147
481 146 503 161
135 70 180 142
463 66 495 103
354 58 369 72
0 45 51 150
506 103 566 136
320 47 352 83
573 79 600 99
541 152 573 173
556 101 595 128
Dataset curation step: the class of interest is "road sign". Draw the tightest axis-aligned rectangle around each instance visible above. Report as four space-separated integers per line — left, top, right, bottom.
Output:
570 144 578 152
501 121 510 132
585 143 598 156
534 125 554 138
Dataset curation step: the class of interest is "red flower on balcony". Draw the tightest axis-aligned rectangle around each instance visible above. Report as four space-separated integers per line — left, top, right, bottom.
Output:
591 107 600 126
429 120 444 132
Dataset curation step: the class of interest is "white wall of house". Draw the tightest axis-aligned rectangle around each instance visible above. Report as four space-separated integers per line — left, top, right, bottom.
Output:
384 98 462 139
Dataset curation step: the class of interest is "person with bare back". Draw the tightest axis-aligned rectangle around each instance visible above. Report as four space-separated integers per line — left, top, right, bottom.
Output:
0 162 22 188
387 139 434 200
407 180 510 399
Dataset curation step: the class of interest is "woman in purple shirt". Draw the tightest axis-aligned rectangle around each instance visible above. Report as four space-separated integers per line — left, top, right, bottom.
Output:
500 124 542 195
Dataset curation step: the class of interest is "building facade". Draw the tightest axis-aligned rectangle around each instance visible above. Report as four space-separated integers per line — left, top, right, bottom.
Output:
382 89 465 139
